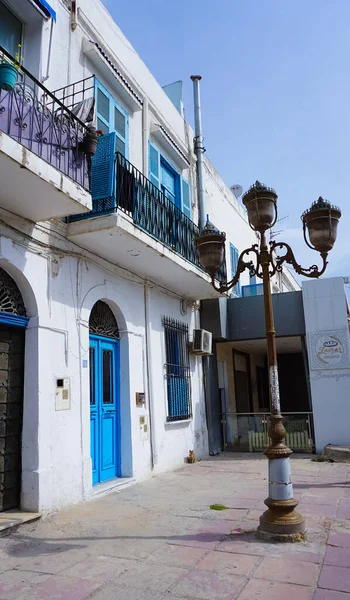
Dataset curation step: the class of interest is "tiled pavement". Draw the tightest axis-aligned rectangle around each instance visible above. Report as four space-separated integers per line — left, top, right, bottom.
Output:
0 453 350 599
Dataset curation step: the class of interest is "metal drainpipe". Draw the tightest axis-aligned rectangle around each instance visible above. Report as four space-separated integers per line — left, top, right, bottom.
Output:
144 283 158 467
142 97 149 176
190 75 206 230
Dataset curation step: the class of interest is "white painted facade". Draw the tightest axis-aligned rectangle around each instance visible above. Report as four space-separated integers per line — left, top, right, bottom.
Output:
0 0 299 513
303 277 350 453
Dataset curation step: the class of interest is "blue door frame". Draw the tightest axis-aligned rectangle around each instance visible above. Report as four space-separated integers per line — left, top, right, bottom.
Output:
89 334 120 485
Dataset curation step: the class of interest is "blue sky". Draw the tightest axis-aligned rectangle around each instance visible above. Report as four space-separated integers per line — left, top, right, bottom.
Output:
102 0 349 285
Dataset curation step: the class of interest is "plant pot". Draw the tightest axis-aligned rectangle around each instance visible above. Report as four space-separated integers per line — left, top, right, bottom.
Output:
0 63 18 92
82 133 99 156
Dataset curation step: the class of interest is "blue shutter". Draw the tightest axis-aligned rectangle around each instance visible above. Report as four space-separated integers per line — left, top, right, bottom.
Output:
148 142 160 188
91 132 116 209
230 243 241 296
181 178 191 219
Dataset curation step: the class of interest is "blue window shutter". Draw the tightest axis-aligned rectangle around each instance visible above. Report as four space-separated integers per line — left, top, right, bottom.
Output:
91 132 116 202
230 243 241 296
148 142 160 188
181 178 191 219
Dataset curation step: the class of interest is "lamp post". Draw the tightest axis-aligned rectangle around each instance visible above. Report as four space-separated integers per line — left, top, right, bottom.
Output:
195 182 341 541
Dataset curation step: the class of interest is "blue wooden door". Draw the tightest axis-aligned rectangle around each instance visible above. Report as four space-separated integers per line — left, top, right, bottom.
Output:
89 335 120 485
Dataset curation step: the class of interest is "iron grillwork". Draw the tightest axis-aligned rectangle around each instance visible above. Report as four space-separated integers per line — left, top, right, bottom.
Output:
163 317 192 422
89 301 119 339
0 46 89 190
69 152 227 283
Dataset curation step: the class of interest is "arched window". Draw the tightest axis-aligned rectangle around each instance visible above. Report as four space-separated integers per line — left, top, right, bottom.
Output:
89 301 119 339
0 267 26 316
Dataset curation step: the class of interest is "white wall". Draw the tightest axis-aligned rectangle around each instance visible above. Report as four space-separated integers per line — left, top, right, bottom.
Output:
303 277 350 452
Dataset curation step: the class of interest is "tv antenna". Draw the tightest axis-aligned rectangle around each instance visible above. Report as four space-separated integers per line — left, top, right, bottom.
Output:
270 213 289 241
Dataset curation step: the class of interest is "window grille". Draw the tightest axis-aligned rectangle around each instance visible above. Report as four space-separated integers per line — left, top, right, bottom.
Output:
163 317 192 422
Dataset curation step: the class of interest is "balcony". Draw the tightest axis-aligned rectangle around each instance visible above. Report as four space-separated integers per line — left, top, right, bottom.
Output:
68 153 227 299
0 46 91 222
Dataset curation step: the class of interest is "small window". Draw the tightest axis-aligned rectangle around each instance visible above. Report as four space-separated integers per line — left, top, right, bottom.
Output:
163 317 192 422
230 243 241 297
0 3 22 58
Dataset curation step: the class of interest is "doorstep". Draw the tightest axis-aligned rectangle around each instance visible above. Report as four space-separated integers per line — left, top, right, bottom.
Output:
0 510 41 537
92 477 136 498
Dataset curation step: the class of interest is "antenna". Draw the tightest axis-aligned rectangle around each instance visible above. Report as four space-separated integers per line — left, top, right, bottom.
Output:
230 184 243 199
270 213 289 241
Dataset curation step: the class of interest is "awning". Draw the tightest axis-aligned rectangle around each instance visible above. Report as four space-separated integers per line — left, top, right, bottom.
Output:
31 0 56 21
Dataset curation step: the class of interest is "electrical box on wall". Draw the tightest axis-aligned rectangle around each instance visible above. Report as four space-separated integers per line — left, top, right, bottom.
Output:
55 378 70 411
139 415 149 441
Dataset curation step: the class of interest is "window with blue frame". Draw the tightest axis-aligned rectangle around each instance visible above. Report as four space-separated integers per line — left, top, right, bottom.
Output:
0 3 22 58
163 317 192 422
95 79 128 157
148 142 192 219
230 243 241 296
89 81 129 211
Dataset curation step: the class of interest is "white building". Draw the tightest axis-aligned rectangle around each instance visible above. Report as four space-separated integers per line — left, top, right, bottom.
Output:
0 0 299 514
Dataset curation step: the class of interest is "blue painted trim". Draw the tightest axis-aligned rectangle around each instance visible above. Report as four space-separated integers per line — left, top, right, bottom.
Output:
32 0 56 21
95 78 129 159
0 312 29 328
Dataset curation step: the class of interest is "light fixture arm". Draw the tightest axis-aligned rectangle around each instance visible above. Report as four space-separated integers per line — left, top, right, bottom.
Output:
211 244 262 293
270 240 328 278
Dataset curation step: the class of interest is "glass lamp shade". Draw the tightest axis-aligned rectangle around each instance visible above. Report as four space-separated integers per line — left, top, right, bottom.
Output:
242 181 278 232
302 198 341 253
195 223 226 278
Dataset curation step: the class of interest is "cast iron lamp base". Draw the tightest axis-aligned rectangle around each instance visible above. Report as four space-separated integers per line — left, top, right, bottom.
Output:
257 415 306 542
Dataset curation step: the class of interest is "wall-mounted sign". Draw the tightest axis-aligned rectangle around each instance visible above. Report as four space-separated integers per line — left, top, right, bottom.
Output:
308 329 350 371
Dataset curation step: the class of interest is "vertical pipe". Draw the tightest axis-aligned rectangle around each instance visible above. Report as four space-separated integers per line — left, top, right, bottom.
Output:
190 76 206 230
144 283 158 467
142 97 149 176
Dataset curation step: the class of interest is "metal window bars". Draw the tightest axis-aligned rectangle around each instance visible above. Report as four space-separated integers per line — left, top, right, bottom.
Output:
163 317 192 422
0 45 89 190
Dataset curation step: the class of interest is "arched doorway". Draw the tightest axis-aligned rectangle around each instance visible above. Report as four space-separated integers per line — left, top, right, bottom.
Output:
0 267 27 511
89 301 120 485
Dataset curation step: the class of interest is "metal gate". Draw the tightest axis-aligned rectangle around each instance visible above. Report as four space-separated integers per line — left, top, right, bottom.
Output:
221 412 314 453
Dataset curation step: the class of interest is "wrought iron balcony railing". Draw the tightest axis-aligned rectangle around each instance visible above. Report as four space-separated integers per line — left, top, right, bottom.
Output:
0 46 89 190
69 152 227 282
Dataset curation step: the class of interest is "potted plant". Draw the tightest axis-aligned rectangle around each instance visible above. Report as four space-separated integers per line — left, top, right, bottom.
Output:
0 45 23 92
82 125 99 156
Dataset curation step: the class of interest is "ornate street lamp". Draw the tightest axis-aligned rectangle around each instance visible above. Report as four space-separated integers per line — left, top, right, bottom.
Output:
195 182 341 541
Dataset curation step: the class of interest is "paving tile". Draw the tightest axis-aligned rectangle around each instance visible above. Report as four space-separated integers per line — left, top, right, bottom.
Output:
170 568 245 600
90 584 164 600
236 579 313 600
324 546 350 568
61 554 135 583
196 550 260 576
116 562 187 593
216 535 266 557
301 495 339 506
0 570 50 600
230 498 257 509
298 502 336 518
280 551 323 564
314 591 350 600
319 565 350 593
147 544 208 568
254 556 319 586
15 576 101 600
8 546 87 574
328 532 350 548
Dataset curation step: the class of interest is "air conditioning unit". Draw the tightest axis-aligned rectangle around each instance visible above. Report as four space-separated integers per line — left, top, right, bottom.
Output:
192 329 212 355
